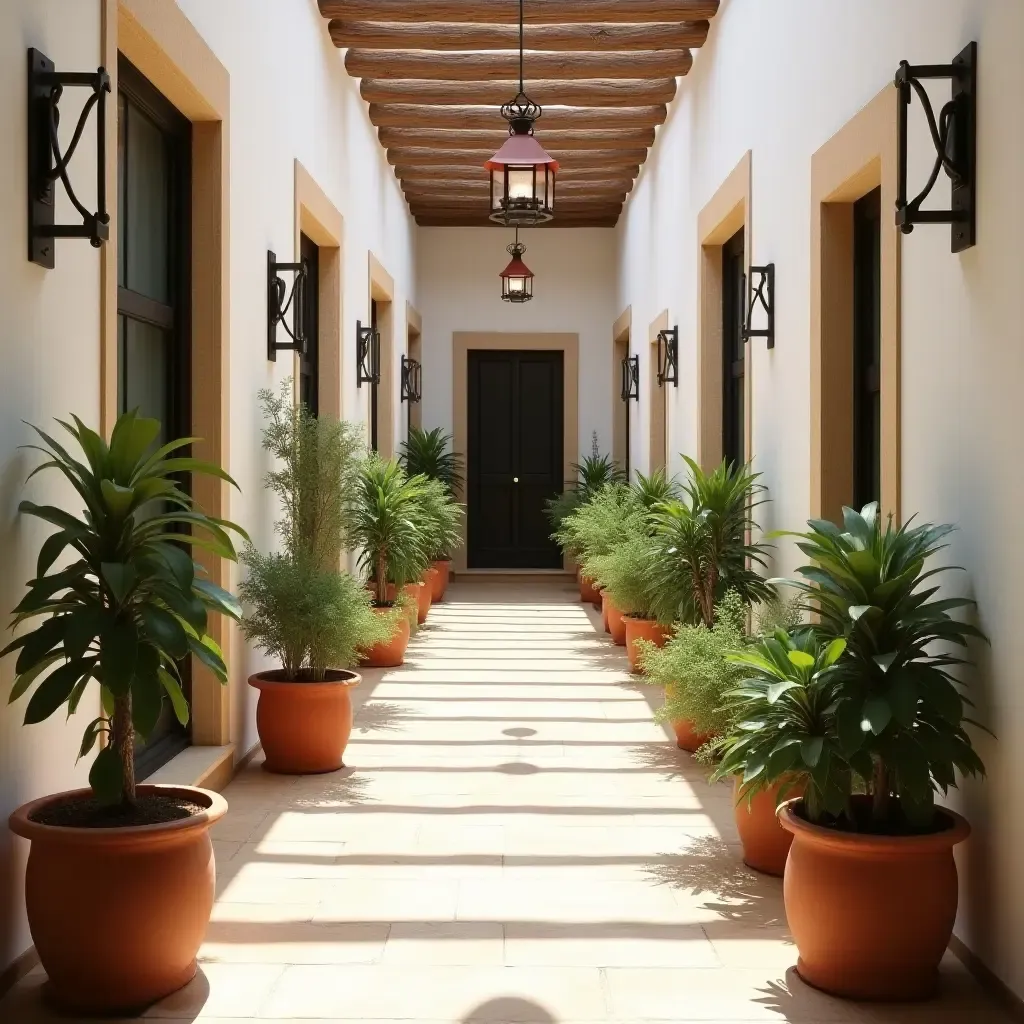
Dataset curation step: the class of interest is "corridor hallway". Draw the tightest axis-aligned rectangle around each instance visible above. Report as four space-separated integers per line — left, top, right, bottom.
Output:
1 578 1013 1022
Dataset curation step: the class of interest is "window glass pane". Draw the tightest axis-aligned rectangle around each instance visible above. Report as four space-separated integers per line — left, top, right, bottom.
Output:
117 94 127 289
117 314 126 412
125 107 169 303
123 318 170 447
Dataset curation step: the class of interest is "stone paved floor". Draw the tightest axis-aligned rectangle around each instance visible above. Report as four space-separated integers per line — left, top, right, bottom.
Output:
2 578 1016 1022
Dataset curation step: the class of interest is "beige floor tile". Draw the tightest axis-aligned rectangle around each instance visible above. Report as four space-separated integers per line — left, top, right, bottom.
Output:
314 877 460 922
200 916 389 965
143 962 286 1018
382 922 505 965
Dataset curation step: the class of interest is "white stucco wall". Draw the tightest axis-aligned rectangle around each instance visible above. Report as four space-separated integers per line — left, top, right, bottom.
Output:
416 227 618 464
616 0 1024 996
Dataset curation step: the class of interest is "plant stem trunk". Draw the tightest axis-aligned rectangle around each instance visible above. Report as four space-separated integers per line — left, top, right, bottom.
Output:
872 757 889 823
376 549 388 606
111 694 136 807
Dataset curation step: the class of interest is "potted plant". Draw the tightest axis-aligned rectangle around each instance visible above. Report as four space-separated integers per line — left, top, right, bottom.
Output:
4 411 245 1013
718 504 986 1000
240 387 390 774
351 455 428 667
410 476 464 613
399 426 464 600
639 590 747 753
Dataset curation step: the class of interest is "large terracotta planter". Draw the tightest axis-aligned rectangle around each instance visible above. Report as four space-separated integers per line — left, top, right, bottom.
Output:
414 577 432 624
601 591 611 633
624 616 671 672
8 785 226 1014
429 560 450 602
361 607 410 668
778 798 970 1000
606 597 627 646
733 778 800 876
579 573 601 605
671 716 712 753
248 670 360 774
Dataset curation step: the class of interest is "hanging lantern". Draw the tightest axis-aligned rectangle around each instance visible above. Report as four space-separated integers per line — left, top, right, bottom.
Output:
500 231 534 303
485 0 557 226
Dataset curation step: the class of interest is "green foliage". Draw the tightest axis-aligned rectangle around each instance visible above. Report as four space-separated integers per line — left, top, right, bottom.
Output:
399 426 464 496
639 591 748 737
546 432 624 535
413 476 464 561
779 502 987 828
3 410 246 806
754 592 802 637
352 455 431 604
239 550 392 680
711 629 850 822
556 484 643 570
586 530 669 622
648 457 774 627
632 467 681 510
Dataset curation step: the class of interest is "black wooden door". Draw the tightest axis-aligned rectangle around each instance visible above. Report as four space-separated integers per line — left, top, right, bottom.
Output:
468 350 564 568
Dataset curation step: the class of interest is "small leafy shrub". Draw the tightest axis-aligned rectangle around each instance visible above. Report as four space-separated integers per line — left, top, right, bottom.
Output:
546 431 623 534
400 426 464 496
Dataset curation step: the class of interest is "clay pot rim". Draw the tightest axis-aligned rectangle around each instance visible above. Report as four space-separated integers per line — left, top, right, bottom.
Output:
777 797 970 855
8 784 227 845
248 669 361 692
432 558 452 566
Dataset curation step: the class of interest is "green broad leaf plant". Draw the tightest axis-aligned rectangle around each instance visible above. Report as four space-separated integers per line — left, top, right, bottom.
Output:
3 411 246 807
399 426 464 497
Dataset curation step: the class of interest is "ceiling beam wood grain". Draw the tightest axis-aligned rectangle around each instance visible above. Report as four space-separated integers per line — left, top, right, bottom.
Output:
395 163 641 181
369 104 667 131
361 78 677 107
378 126 655 151
387 147 648 166
346 49 692 82
319 0 719 24
330 20 709 52
416 217 620 227
402 178 634 195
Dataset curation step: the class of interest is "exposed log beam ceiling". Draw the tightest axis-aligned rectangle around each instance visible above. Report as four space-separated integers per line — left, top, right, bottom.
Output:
319 0 720 225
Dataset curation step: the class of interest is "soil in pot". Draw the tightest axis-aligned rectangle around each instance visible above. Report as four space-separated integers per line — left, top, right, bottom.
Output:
361 606 411 668
733 778 801 876
579 573 601 605
778 796 970 1000
606 597 627 646
248 669 360 774
623 615 672 672
671 716 712 753
9 784 227 1014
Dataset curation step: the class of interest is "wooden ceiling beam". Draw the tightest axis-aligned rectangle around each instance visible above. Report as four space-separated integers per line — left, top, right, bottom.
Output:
346 49 692 82
330 21 709 52
402 178 634 194
319 1 720 24
379 126 654 151
409 199 621 212
416 217 620 227
388 147 648 166
361 78 676 107
369 104 666 131
395 163 641 181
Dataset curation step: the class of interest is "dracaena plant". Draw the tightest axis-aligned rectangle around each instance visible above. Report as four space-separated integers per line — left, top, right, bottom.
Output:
780 503 987 829
399 426 464 497
546 432 624 535
711 629 850 821
412 475 464 561
3 411 246 808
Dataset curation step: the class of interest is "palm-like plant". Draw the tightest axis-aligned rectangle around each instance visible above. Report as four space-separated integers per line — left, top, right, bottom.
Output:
399 426 464 496
546 432 624 534
649 457 774 627
632 467 680 510
2 411 245 807
783 503 987 827
352 456 431 605
711 629 850 822
413 475 464 561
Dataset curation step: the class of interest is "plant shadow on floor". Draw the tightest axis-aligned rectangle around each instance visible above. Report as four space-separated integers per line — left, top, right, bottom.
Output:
645 834 787 928
290 767 376 809
352 700 415 734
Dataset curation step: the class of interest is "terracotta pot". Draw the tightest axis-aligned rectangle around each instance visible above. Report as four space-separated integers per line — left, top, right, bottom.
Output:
8 784 226 1014
248 669 360 774
601 591 611 633
579 573 601 605
367 582 419 629
671 716 712 753
778 798 970 1000
733 778 801 876
429 560 450 602
606 597 627 646
360 607 411 668
623 616 672 672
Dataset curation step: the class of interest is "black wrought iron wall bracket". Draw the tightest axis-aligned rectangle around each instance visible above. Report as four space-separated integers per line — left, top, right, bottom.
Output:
743 264 775 349
356 320 381 388
401 355 422 403
656 327 679 388
620 354 639 403
895 41 976 253
27 48 111 268
267 251 307 361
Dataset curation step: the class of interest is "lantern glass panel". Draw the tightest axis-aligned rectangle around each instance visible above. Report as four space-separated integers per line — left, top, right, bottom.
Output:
491 168 504 211
507 167 536 204
545 168 555 211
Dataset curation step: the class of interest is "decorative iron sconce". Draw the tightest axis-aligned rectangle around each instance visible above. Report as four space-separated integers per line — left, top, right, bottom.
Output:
401 355 422 404
744 264 775 349
267 251 307 361
27 49 110 268
620 354 639 403
656 327 679 388
895 41 976 253
356 320 381 388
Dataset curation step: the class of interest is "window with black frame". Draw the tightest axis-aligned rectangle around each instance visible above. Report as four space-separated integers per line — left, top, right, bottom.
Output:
369 298 379 451
722 229 746 468
298 233 320 415
853 187 882 509
117 56 192 777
